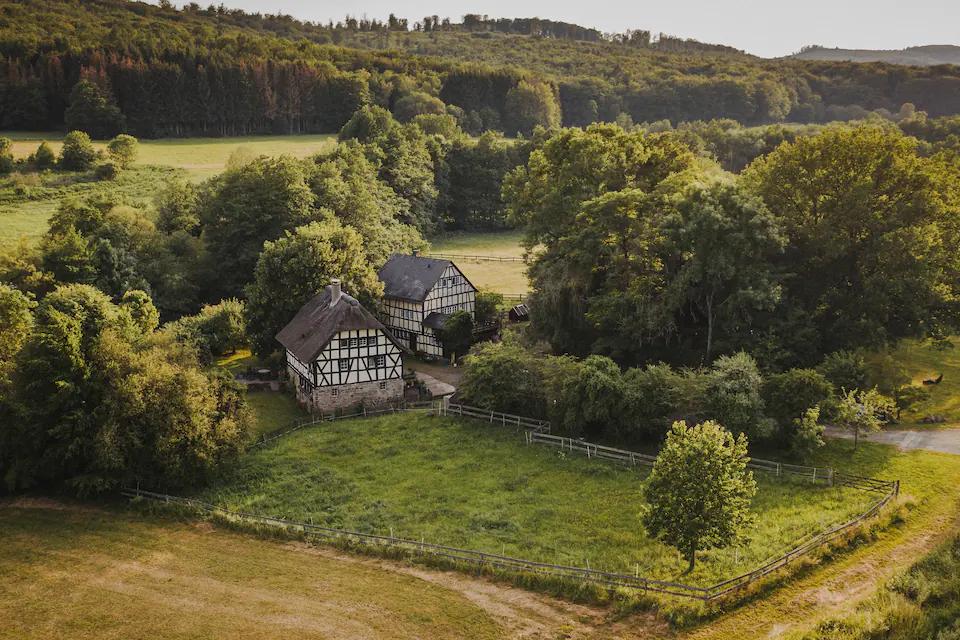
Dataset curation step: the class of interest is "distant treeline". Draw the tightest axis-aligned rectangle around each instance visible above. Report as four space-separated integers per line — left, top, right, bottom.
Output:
2 0 960 138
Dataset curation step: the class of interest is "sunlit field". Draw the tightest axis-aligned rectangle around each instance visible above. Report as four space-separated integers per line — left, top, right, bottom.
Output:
196 412 880 587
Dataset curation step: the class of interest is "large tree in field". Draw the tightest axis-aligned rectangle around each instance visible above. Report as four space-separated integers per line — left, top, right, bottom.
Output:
200 156 318 299
504 124 699 361
743 125 960 361
245 219 383 357
642 420 756 573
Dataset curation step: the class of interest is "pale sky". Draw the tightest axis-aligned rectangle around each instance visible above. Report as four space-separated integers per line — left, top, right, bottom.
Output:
169 0 959 57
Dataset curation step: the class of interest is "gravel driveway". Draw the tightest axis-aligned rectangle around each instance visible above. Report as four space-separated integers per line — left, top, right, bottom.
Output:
825 425 960 455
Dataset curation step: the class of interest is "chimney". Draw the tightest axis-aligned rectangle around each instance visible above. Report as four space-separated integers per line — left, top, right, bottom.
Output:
330 278 342 307
412 249 420 257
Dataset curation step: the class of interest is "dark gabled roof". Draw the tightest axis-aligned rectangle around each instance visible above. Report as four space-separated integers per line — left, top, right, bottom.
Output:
378 253 452 302
423 312 449 330
276 286 402 363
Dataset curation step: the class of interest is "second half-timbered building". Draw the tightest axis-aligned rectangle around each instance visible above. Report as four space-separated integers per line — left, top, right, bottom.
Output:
276 279 405 412
377 252 477 357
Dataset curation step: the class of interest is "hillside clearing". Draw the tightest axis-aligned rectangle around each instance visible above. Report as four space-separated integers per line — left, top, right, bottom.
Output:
4 132 338 181
195 413 877 587
1 499 652 640
890 337 960 427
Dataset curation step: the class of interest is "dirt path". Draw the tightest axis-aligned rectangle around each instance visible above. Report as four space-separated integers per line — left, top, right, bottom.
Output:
677 500 960 639
5 498 659 639
825 426 960 454
288 542 665 640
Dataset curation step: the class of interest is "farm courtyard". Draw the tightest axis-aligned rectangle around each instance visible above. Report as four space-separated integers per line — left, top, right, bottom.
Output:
196 412 883 587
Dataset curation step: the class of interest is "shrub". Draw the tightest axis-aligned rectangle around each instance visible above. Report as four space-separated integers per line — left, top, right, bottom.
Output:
474 290 503 325
817 350 868 392
704 352 773 442
0 137 13 175
106 134 139 168
58 131 98 171
95 160 119 180
31 141 56 170
440 310 474 360
460 341 547 416
762 368 833 441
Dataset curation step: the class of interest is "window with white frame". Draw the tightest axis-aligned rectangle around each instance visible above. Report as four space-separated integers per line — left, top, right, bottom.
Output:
338 358 351 371
368 355 386 368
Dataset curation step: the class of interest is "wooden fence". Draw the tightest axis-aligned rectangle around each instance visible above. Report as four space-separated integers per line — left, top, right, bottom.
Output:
526 431 843 486
123 402 899 603
443 402 551 433
121 487 710 600
424 252 525 263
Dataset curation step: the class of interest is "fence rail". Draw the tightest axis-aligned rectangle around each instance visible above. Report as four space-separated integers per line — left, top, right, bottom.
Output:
443 403 551 433
126 401 899 603
424 252 525 263
121 487 709 600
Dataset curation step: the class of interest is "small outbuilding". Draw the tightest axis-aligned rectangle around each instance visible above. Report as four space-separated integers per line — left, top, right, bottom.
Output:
276 279 405 413
508 303 530 323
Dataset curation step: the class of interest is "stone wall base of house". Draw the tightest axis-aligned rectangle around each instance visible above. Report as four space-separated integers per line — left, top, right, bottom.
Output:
293 375 404 414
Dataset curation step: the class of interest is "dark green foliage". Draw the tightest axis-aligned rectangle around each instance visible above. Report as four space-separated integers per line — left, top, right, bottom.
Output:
503 80 561 136
623 364 691 439
762 368 833 443
57 131 98 171
244 219 382 357
704 352 772 442
474 291 503 324
443 133 528 230
817 351 868 393
744 126 960 361
0 137 12 175
459 341 548 417
439 310 473 360
167 299 247 363
154 180 200 235
0 284 250 494
339 105 397 143
30 141 56 170
393 91 446 122
64 79 126 139
199 156 318 299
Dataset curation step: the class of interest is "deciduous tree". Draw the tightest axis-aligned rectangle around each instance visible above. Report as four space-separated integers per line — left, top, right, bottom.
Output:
642 420 756 572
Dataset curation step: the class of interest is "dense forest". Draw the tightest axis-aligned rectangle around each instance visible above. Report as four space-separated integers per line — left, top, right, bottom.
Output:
3 0 960 138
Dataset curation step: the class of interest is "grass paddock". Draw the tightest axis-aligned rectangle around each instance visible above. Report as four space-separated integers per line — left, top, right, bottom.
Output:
196 412 878 587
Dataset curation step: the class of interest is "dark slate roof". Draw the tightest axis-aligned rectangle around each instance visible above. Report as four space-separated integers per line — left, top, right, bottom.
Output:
378 254 452 302
276 286 402 362
422 312 449 330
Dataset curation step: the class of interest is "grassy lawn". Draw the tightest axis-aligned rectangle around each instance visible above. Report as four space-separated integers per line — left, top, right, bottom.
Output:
244 392 307 438
195 413 878 587
430 231 530 294
890 337 960 426
0 502 502 640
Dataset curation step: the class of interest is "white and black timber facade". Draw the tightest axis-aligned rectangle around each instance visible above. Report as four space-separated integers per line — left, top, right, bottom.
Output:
377 252 477 357
276 280 404 412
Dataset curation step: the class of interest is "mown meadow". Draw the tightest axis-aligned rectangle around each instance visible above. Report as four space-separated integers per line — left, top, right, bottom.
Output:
195 412 882 587
0 502 503 640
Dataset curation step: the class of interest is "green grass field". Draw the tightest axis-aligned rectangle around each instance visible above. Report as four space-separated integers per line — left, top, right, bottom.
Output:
430 231 529 294
195 412 878 587
0 132 337 247
0 501 504 640
889 338 960 427
5 132 337 181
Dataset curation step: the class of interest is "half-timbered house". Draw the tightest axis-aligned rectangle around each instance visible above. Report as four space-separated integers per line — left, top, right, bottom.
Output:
276 279 404 412
377 252 477 357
